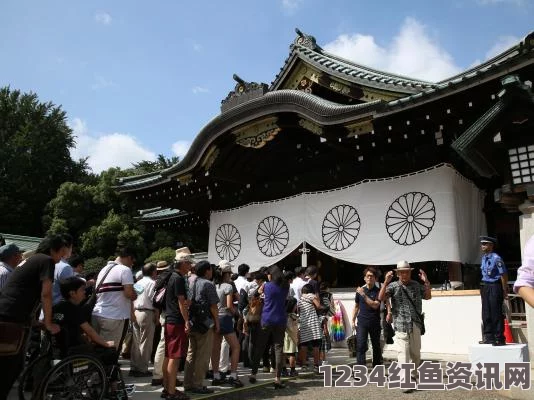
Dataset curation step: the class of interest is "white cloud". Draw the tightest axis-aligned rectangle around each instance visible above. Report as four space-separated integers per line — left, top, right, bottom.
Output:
95 12 112 25
91 75 115 91
192 86 209 94
281 0 303 14
70 118 156 173
323 17 461 82
469 35 521 67
171 140 191 160
485 35 520 59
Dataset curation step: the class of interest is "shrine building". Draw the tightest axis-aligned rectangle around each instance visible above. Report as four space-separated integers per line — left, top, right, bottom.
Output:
116 29 534 357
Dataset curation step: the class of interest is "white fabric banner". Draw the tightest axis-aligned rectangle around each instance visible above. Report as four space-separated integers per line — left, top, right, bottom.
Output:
208 164 485 271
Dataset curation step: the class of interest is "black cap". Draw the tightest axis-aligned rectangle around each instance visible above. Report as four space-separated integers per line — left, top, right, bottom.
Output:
480 236 497 245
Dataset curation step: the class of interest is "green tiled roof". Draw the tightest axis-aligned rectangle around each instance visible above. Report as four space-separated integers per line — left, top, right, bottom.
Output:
1 233 42 252
137 207 188 222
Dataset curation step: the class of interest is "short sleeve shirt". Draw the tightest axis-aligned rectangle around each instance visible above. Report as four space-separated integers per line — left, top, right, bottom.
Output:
165 271 187 325
52 260 75 305
189 277 219 324
385 280 425 333
92 262 134 320
216 282 233 316
355 285 381 324
481 252 507 283
52 300 87 357
0 253 55 324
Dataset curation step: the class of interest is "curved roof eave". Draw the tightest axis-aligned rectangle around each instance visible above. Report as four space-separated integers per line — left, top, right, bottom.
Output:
270 44 436 93
116 90 384 192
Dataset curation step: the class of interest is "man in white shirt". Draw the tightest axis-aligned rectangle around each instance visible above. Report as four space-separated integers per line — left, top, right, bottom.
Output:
130 262 157 377
0 244 23 291
92 247 138 350
234 263 250 296
290 266 307 302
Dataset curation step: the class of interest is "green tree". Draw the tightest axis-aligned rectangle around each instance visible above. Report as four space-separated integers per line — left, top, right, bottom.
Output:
130 154 180 175
145 247 175 264
0 86 89 236
80 211 147 261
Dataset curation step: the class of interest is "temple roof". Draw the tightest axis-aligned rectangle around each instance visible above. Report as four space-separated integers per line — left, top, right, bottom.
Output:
116 29 534 195
117 90 384 191
271 29 436 94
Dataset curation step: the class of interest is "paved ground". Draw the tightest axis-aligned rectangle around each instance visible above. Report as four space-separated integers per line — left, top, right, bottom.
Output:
10 347 530 399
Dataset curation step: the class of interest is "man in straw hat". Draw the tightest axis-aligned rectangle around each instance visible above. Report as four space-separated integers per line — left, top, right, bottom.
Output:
379 261 431 393
479 236 508 346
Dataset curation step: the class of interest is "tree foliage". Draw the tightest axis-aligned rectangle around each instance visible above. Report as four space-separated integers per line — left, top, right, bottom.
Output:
84 257 107 275
0 86 89 236
80 211 147 261
145 247 176 264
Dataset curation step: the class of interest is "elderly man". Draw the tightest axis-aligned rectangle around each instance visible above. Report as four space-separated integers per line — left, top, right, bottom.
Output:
0 244 23 290
479 236 508 346
183 260 219 395
130 262 158 377
378 261 431 393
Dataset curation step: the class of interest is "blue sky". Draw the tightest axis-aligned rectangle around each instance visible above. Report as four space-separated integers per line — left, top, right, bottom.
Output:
1 0 533 172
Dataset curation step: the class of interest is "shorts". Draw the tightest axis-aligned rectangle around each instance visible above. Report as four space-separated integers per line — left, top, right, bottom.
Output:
218 314 235 335
164 323 187 359
299 339 321 348
283 332 297 354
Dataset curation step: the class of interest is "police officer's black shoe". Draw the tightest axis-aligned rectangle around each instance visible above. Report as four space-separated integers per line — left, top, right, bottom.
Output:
492 341 506 346
478 340 495 345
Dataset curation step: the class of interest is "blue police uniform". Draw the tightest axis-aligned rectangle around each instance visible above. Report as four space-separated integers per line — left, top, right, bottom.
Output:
479 236 507 345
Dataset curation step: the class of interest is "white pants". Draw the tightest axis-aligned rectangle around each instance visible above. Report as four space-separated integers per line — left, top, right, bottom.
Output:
396 324 421 381
219 337 230 373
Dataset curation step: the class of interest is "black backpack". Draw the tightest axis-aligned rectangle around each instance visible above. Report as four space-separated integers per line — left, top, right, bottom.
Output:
152 269 173 310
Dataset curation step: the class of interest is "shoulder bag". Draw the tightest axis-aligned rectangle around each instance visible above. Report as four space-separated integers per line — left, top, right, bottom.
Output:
400 285 426 335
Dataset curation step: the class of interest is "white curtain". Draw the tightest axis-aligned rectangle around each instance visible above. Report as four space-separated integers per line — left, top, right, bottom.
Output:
208 164 485 271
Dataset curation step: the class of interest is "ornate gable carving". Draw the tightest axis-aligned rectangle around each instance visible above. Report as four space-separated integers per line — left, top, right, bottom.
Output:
232 117 280 149
221 74 268 113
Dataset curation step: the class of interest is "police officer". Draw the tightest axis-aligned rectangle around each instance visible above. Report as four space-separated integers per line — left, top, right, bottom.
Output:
479 236 508 346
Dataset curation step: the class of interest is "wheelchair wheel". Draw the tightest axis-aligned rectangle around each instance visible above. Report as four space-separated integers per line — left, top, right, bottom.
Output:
38 354 108 400
18 352 52 400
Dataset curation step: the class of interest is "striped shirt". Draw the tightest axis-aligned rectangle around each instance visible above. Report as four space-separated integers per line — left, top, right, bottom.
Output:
298 293 322 343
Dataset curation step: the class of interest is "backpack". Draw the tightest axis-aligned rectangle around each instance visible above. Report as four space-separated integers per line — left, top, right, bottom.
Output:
245 290 263 324
152 269 173 310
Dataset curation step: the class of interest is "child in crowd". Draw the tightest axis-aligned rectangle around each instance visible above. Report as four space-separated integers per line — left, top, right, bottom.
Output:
281 297 298 377
318 282 335 364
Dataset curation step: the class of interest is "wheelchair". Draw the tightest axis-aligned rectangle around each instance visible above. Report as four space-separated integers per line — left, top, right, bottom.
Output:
18 331 134 400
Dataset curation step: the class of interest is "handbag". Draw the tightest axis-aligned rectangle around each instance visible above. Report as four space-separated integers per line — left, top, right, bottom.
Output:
189 279 212 334
0 321 28 356
400 285 426 335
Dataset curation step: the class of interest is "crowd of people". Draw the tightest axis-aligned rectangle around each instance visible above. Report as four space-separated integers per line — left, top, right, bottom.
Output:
0 232 533 398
